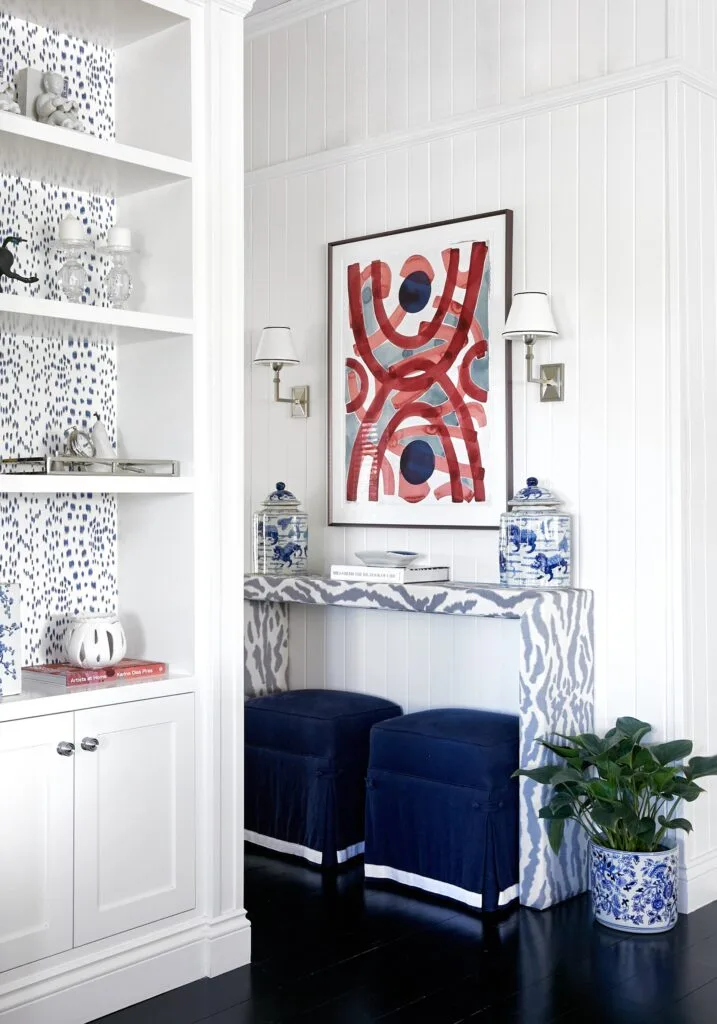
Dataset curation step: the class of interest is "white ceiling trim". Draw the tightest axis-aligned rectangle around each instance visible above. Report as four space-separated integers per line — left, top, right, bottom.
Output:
245 0 353 37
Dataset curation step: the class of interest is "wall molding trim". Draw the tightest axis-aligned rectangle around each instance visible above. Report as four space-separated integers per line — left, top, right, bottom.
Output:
0 914 251 1023
680 850 717 915
246 57 684 185
246 0 351 37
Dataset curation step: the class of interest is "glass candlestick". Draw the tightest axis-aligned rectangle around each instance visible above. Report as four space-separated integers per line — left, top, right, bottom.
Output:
48 239 92 303
101 246 135 309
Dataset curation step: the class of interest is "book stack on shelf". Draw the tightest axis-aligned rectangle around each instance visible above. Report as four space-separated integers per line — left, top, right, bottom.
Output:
22 658 167 690
330 561 450 585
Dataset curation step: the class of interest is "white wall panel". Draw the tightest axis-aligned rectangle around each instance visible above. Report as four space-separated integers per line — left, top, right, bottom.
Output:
246 0 669 171
246 85 672 727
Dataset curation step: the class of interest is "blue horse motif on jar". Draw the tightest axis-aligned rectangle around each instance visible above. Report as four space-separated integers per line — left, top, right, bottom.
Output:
509 523 537 553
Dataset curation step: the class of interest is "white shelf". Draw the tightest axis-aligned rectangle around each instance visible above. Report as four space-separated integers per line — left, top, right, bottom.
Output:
0 476 194 495
0 674 197 723
0 0 187 49
0 111 192 196
0 295 193 344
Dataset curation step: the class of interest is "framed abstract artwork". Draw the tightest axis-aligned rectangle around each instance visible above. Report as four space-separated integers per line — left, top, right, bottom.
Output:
328 210 513 529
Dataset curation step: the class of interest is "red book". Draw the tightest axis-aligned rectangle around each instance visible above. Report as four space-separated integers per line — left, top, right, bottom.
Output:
22 658 168 688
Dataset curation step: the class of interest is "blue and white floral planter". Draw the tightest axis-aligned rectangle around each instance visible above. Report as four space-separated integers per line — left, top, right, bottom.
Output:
0 583 22 696
590 840 678 933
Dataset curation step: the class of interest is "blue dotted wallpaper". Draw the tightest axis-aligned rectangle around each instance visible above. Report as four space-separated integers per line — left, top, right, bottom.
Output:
0 9 118 664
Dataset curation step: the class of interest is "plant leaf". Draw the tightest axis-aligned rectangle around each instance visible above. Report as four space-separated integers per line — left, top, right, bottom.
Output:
686 755 717 779
513 765 562 784
615 717 653 743
548 817 566 854
539 804 573 820
649 740 693 765
657 815 693 834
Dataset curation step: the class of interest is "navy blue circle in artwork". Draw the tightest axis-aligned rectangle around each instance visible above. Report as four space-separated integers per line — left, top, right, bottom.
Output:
398 270 432 313
400 439 436 485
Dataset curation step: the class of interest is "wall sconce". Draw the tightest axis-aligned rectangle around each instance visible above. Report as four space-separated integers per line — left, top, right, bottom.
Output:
502 292 563 402
253 326 310 418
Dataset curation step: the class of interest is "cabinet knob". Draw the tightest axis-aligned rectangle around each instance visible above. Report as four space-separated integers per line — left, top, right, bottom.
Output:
81 736 99 752
57 741 75 757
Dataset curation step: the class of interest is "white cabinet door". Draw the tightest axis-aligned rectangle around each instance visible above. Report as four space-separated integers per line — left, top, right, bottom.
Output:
0 714 75 972
73 693 195 945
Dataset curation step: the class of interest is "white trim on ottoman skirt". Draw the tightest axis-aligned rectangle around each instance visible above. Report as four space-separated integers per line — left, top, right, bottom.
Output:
364 864 519 909
245 830 365 865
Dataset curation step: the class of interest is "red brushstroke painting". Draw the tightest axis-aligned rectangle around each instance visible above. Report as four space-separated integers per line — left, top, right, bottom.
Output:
344 241 491 507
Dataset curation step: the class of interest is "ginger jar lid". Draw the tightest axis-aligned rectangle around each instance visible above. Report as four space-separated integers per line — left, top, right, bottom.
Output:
507 477 563 510
260 481 302 509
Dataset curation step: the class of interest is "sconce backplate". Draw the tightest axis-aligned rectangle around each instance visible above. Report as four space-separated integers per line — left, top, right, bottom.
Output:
539 363 565 403
291 385 310 418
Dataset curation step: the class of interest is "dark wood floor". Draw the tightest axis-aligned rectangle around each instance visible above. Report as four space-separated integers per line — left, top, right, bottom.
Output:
95 847 717 1024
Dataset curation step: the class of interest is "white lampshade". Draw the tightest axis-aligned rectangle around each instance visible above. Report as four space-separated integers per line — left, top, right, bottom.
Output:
502 292 558 339
254 326 300 366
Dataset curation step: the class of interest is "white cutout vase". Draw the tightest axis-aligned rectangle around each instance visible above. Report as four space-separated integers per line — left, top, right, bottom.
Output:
65 616 127 669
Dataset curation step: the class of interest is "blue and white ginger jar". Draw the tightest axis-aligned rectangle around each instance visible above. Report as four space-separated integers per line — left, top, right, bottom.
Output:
499 477 571 587
253 482 308 576
590 840 678 933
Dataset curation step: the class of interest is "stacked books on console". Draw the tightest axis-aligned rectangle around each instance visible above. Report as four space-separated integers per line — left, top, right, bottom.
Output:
22 658 168 689
330 553 450 585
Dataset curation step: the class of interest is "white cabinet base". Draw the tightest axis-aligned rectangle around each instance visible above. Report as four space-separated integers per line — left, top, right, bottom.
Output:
0 911 251 1024
0 715 74 973
74 694 196 946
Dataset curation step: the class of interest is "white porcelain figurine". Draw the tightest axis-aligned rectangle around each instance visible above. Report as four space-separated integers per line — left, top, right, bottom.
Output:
0 82 20 115
35 71 83 131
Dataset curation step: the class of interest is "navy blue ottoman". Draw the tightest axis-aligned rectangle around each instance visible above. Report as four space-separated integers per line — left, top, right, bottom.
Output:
245 689 402 867
364 709 519 911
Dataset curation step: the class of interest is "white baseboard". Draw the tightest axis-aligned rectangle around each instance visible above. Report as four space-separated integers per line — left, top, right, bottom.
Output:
679 851 717 914
0 914 251 1024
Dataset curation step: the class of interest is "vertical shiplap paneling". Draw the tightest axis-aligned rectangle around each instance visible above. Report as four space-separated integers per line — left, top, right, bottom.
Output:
287 21 308 161
523 112 551 477
429 0 453 122
499 119 527 483
700 91 717 854
635 0 667 65
607 0 636 72
429 137 453 222
367 0 388 137
452 0 477 116
696 88 717 855
306 13 326 154
407 0 431 128
244 33 253 172
386 0 409 134
452 132 477 218
551 0 579 89
250 33 270 170
248 182 271 551
345 0 368 144
633 84 668 736
605 89 637 714
525 0 551 96
476 0 501 108
500 0 526 103
268 29 288 166
683 85 709 853
283 173 310 688
681 0 703 75
549 105 579 565
578 0 607 81
576 97 608 727
325 6 347 150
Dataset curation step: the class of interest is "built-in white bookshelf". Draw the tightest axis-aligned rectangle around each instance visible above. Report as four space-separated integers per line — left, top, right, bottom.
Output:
0 1 248 1014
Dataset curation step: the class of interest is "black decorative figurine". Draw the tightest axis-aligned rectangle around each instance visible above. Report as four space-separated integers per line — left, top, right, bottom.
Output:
0 236 39 290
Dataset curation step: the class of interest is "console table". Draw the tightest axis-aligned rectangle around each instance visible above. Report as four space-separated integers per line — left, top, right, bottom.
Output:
244 574 594 911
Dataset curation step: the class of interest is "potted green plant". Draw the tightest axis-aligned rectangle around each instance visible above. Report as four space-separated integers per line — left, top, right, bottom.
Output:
515 717 717 933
